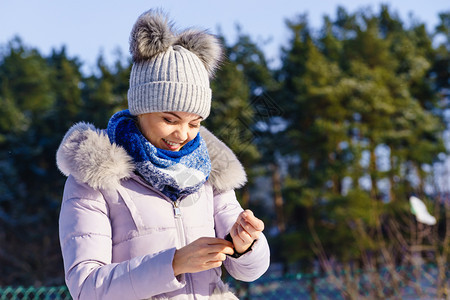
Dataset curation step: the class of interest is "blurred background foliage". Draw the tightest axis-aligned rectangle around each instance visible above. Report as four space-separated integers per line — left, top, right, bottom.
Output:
0 5 449 287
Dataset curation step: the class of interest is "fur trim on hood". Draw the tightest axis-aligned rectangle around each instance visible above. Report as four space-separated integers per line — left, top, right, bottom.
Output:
56 123 247 192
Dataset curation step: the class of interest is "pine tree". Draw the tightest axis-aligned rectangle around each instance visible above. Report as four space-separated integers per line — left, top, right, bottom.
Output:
224 28 288 232
80 54 130 128
204 35 259 208
274 6 447 269
0 38 64 284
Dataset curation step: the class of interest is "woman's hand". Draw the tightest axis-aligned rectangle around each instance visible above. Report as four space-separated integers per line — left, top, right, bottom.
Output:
230 209 265 254
172 237 234 276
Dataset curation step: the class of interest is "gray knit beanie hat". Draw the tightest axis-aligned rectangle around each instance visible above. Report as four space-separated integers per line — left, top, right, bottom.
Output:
128 10 223 119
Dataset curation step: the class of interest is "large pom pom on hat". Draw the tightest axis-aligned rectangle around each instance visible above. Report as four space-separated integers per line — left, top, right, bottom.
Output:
175 29 223 77
127 9 224 119
129 10 175 62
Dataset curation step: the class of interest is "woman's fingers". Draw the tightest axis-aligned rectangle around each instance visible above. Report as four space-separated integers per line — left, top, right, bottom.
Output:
238 220 259 239
237 223 253 243
229 210 266 254
220 245 235 256
207 243 234 256
208 251 227 262
240 210 265 232
173 237 236 276
232 221 254 246
203 237 234 248
232 222 245 244
236 211 264 240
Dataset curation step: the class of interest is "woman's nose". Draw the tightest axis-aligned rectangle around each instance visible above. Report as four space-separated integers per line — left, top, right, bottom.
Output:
173 125 189 141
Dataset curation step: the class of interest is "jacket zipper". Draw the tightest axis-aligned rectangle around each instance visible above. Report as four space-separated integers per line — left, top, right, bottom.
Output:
132 174 197 298
172 199 196 299
172 200 185 249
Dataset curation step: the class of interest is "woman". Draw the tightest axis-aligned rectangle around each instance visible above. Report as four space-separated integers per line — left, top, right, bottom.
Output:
56 9 270 300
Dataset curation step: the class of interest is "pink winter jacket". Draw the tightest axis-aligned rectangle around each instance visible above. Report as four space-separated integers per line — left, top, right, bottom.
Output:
56 123 270 300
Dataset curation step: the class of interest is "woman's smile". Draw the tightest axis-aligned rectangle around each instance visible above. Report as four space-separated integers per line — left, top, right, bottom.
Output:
162 138 183 151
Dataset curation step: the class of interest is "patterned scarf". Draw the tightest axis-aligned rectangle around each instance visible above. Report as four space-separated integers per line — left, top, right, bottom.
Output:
107 110 211 201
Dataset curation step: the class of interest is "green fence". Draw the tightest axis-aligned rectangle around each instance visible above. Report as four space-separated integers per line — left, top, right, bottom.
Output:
0 286 70 300
1 264 449 299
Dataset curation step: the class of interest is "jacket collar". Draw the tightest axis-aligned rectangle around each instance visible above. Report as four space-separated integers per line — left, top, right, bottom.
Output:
56 122 247 192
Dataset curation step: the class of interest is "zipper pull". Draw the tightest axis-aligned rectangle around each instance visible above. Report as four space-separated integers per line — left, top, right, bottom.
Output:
173 201 181 218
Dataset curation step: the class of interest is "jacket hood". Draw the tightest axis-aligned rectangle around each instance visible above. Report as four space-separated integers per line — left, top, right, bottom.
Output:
56 122 247 192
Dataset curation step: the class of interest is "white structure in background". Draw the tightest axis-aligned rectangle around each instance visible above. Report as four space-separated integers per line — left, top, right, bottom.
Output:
409 196 437 225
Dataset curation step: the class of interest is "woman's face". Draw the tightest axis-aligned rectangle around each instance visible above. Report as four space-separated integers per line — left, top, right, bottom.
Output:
138 111 202 151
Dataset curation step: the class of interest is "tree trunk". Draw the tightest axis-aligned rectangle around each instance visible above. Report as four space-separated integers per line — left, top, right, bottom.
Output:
369 148 379 200
271 163 286 233
388 155 396 202
241 185 250 208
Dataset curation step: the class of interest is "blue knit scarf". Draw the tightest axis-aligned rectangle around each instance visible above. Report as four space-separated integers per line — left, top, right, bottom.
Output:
107 110 211 201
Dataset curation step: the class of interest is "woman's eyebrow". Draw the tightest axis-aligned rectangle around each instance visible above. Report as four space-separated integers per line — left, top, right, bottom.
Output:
164 112 202 121
165 112 181 119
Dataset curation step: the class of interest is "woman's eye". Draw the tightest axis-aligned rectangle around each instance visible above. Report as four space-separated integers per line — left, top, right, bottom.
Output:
163 118 175 124
190 123 200 128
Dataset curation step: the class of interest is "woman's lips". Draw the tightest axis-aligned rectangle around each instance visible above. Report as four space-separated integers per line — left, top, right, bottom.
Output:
162 138 182 150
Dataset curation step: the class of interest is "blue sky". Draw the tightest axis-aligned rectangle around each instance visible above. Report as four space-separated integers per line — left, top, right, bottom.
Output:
1 0 448 73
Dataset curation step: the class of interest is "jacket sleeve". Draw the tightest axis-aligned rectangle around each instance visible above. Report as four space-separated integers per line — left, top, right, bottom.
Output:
213 189 270 282
59 176 185 300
